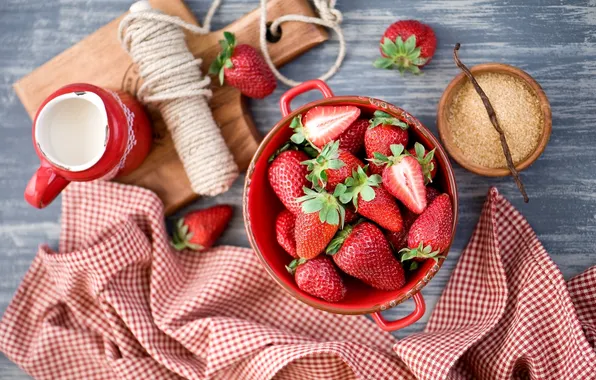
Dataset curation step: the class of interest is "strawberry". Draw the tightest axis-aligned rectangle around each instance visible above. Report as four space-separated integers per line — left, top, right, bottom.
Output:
386 187 441 254
291 106 361 149
372 144 427 214
295 188 345 259
338 118 369 154
172 205 233 251
335 166 403 232
275 210 297 258
365 111 409 175
374 20 437 74
400 194 453 263
344 206 358 224
268 150 310 214
408 142 437 184
287 256 346 302
302 141 363 192
209 32 276 99
327 222 405 291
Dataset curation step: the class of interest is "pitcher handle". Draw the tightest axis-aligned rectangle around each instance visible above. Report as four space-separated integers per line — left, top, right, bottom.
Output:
24 161 70 208
371 293 426 332
279 79 334 117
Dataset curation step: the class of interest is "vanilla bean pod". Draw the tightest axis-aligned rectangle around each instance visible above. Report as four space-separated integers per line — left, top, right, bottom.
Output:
453 43 529 203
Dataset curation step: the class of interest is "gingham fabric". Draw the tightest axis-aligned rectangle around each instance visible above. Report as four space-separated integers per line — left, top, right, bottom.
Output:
0 183 595 379
395 187 596 379
0 181 410 379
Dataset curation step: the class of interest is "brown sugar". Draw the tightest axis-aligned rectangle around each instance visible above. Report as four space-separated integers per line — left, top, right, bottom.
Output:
447 72 543 168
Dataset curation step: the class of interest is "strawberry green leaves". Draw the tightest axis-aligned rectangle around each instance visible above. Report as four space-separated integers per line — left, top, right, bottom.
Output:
302 141 345 190
369 111 409 130
370 144 407 167
296 187 345 227
411 142 436 184
374 36 427 75
171 219 203 251
209 31 237 85
285 257 307 274
399 242 444 262
334 166 382 209
326 224 354 255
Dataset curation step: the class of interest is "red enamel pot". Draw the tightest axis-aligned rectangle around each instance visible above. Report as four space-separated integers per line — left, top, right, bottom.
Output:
243 80 458 332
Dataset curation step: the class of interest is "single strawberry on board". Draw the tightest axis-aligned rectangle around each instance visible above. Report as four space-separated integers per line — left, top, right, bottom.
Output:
209 31 276 99
371 144 427 214
327 222 405 291
287 256 347 302
338 118 369 154
408 142 437 184
291 106 361 149
268 150 310 214
386 187 441 262
335 166 403 232
302 141 364 192
172 205 233 251
374 20 437 74
400 194 453 264
295 187 345 259
365 111 409 175
276 210 298 258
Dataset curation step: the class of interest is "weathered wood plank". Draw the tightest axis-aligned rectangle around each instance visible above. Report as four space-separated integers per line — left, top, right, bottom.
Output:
1 0 596 377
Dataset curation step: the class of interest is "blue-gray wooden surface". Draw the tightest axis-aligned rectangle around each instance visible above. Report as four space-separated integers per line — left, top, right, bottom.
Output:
1 0 595 377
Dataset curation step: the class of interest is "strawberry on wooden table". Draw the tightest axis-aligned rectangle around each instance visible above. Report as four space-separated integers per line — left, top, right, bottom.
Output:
275 210 297 258
327 222 405 291
374 20 437 74
400 194 453 264
365 111 409 175
302 141 363 191
268 150 310 214
172 205 233 251
408 142 437 184
295 188 345 259
338 118 369 154
335 166 403 232
286 257 346 302
372 144 427 214
291 106 361 149
209 31 276 99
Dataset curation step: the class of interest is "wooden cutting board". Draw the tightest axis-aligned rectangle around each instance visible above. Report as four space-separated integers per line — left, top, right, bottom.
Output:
13 0 327 214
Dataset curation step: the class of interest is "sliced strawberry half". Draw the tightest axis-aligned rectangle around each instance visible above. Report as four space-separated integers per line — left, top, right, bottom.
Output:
292 106 361 149
372 144 427 214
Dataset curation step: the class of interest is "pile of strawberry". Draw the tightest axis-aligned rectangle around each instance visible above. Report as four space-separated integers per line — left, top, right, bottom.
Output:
268 105 453 303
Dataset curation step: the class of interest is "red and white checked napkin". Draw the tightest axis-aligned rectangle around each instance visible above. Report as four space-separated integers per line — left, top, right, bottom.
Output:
0 183 595 379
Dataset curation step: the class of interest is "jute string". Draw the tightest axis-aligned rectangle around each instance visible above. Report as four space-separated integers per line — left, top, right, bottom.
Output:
118 0 344 195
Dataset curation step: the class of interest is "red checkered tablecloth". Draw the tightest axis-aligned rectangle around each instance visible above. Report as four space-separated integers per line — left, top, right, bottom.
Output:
0 182 594 379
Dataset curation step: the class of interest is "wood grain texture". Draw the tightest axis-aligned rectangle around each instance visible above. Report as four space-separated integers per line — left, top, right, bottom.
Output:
13 0 327 214
2 0 596 377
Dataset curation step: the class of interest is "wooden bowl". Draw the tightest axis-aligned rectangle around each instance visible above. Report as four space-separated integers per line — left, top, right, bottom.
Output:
437 63 552 177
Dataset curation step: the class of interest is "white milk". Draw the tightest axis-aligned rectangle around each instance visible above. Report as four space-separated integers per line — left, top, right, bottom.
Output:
35 92 108 171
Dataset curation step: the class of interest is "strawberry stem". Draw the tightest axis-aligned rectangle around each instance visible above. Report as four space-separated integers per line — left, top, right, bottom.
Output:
333 166 381 210
302 141 345 190
374 36 427 75
399 242 443 263
296 187 346 228
369 111 409 130
209 31 237 85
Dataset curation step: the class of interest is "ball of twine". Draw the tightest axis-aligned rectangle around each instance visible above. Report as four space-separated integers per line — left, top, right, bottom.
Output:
119 2 238 197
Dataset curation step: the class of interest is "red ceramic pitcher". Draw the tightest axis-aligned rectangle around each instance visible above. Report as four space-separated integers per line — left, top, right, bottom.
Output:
243 80 458 332
25 83 152 208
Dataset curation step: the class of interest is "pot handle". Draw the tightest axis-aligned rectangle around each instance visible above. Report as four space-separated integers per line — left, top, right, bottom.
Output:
371 293 426 332
24 161 70 208
279 79 334 117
